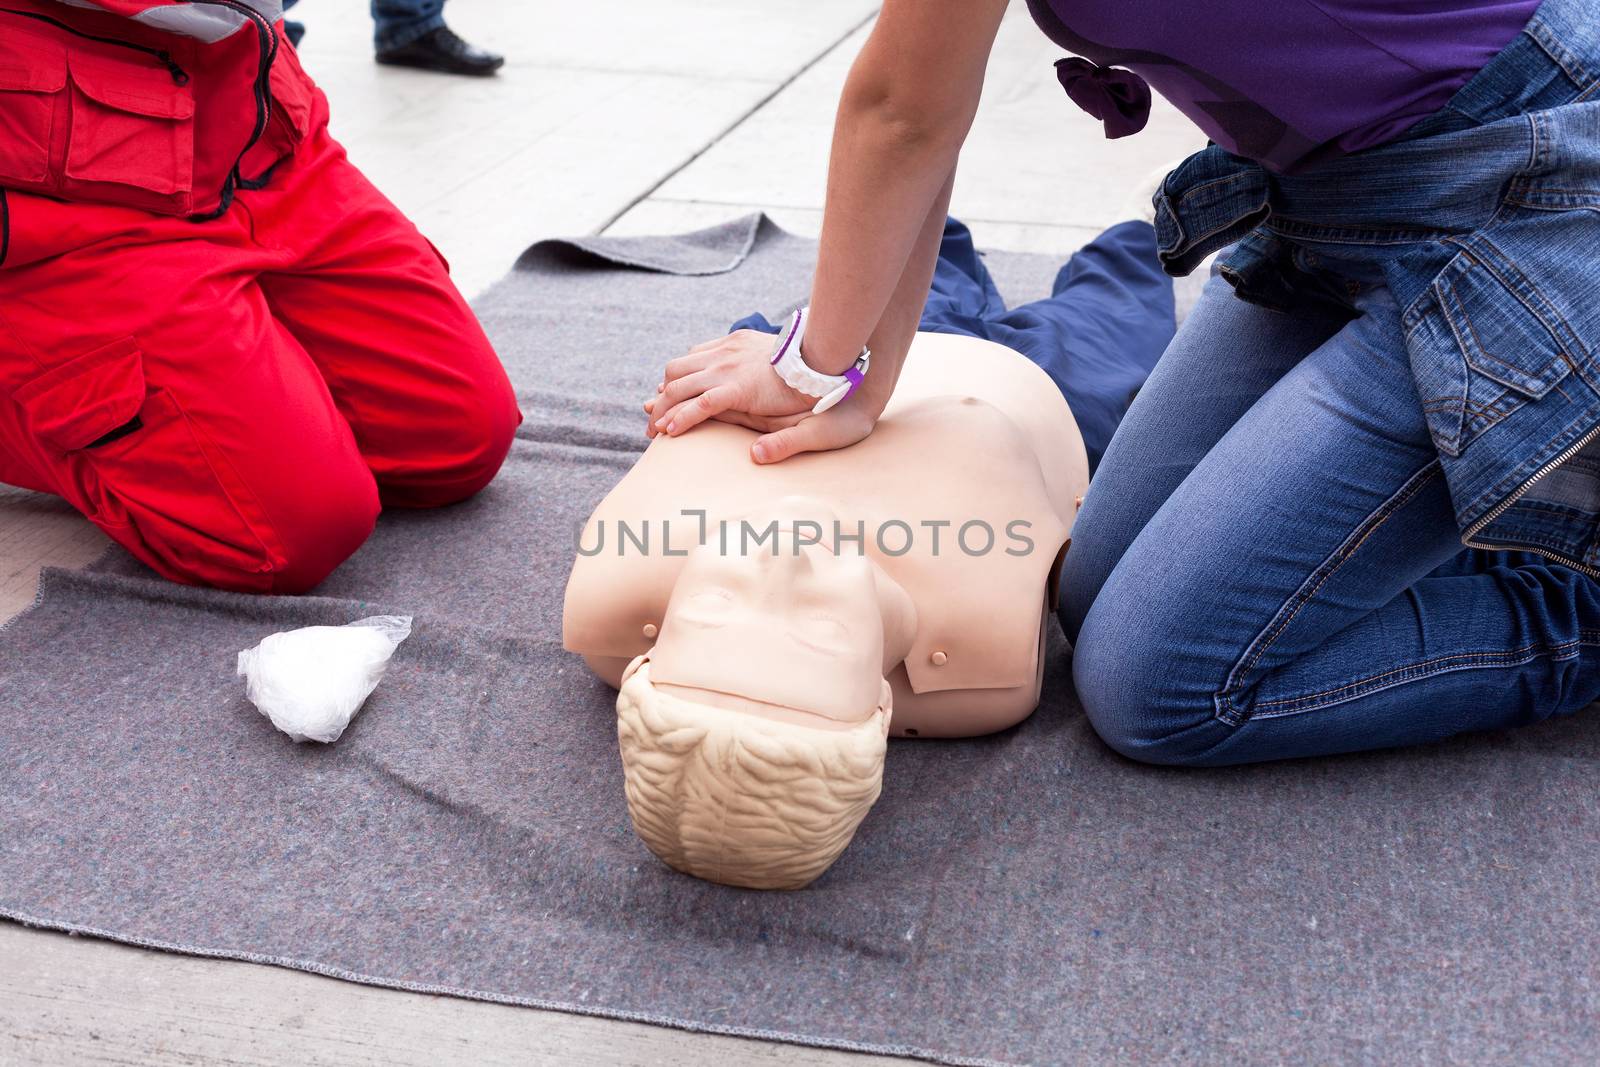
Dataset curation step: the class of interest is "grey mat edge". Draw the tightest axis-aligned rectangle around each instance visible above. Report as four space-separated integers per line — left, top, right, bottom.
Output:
0 907 1010 1067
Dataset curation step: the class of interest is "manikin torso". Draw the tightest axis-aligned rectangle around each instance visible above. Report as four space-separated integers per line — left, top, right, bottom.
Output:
563 332 1088 739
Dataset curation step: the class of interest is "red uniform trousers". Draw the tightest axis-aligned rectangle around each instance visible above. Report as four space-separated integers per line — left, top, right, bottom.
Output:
0 124 522 593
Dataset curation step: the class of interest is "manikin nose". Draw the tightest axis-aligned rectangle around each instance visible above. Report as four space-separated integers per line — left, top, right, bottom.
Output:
752 538 817 596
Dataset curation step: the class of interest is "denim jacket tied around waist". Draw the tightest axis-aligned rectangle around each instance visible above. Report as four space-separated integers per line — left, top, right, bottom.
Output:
1152 0 1600 576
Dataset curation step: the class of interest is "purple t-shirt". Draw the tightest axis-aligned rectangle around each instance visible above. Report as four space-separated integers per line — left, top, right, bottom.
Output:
1026 0 1542 172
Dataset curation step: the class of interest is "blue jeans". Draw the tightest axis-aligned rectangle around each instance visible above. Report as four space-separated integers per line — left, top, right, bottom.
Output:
1061 262 1600 766
371 0 446 51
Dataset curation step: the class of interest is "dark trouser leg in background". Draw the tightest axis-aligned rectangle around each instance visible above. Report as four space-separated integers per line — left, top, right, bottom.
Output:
372 0 503 75
370 0 445 51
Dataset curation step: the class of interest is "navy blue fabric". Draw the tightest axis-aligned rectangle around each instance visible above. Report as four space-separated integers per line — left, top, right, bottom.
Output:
732 219 1175 471
283 0 304 46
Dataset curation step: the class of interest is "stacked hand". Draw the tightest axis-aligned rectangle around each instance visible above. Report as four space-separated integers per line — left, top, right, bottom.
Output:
644 329 880 463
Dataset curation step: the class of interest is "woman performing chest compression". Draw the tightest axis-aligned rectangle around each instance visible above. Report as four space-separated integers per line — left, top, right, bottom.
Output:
644 0 1600 770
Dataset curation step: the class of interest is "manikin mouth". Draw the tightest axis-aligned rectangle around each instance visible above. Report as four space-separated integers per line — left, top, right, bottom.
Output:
651 679 880 731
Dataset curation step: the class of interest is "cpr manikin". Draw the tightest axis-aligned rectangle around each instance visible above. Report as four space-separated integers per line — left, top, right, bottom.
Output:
563 333 1088 889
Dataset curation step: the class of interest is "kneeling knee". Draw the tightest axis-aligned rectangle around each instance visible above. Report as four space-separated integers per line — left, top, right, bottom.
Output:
267 472 381 594
390 380 521 507
1070 611 1220 768
451 389 520 497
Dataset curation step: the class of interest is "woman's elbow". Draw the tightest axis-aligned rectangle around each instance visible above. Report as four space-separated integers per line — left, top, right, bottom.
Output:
838 70 974 153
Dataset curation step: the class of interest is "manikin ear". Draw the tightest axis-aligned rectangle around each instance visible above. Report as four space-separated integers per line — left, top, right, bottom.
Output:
619 653 650 686
871 568 918 673
876 678 894 737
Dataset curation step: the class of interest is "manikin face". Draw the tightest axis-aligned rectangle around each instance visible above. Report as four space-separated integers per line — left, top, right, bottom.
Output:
617 507 899 889
647 535 887 725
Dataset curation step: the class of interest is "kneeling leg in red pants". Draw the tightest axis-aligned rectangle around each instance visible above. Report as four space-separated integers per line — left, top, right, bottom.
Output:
0 126 521 593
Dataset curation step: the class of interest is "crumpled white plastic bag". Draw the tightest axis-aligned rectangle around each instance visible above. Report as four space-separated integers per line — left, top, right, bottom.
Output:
237 615 413 743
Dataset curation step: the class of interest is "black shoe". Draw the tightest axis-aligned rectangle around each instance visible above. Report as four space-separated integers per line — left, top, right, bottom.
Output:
376 25 504 76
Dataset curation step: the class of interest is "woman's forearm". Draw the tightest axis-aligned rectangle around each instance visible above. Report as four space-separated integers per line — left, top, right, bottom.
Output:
801 0 1007 378
802 97 965 375
850 168 956 416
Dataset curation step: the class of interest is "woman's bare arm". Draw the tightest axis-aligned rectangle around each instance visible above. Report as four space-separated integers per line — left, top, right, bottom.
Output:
802 0 1008 375
648 0 1008 462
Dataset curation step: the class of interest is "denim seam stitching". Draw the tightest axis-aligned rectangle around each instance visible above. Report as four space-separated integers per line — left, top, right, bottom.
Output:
1508 498 1600 518
1266 219 1447 246
1526 16 1590 90
1503 195 1600 212
1453 300 1550 386
1173 170 1259 205
1440 121 1538 247
1248 639 1600 723
1451 230 1593 378
1425 395 1521 421
1249 638 1591 715
1528 108 1553 175
1401 293 1436 342
1437 279 1561 410
1260 639 1587 703
1212 460 1441 726
1269 216 1445 238
1506 186 1600 196
1165 212 1263 260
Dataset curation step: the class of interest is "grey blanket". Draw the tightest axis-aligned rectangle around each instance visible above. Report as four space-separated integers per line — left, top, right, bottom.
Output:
1 216 1596 1066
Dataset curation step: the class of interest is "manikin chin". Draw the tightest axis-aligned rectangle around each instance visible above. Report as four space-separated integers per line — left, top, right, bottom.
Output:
563 333 1088 890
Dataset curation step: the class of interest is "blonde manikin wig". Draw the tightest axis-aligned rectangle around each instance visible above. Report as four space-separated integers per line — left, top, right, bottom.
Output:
615 656 892 890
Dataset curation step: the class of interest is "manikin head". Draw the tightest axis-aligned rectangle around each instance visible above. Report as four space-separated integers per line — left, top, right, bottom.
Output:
615 513 915 890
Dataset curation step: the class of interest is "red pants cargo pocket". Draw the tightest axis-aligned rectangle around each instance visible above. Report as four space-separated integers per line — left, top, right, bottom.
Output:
10 336 146 452
63 48 195 216
12 337 283 591
0 21 68 189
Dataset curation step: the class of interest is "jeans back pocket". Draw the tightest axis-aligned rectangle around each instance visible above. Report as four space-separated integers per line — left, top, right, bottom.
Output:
1403 232 1581 458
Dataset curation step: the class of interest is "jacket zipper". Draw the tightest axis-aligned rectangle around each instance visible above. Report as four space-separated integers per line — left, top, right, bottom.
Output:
0 8 189 83
183 0 278 219
1461 421 1600 578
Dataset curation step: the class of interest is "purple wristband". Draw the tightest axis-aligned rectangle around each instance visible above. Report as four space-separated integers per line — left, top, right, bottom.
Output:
770 308 803 366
